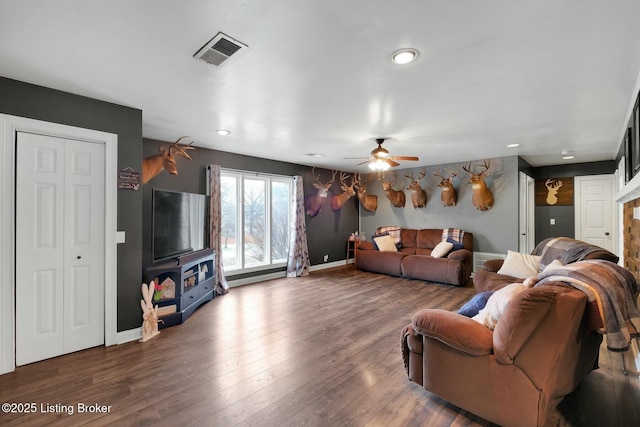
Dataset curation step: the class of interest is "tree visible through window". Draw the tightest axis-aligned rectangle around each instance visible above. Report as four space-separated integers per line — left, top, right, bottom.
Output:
220 170 292 273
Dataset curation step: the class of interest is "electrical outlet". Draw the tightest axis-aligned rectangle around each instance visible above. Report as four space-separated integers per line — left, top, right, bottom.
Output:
323 254 329 262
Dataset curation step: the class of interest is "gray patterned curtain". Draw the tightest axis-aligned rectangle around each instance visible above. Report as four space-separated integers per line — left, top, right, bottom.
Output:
208 164 229 294
287 175 310 277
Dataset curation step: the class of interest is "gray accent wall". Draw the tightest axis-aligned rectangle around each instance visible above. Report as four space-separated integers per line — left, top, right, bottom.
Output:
0 76 143 332
142 139 359 275
359 156 520 254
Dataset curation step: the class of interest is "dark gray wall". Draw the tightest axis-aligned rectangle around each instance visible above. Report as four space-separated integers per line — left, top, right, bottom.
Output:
531 161 615 243
142 139 359 278
359 156 520 254
0 76 143 332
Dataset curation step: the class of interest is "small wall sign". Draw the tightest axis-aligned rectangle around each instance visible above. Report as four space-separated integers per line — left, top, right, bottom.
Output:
118 167 140 190
535 177 573 206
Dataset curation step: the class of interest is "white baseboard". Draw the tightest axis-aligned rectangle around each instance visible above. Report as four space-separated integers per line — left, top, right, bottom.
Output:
226 260 351 288
310 259 351 271
116 327 141 345
228 271 287 287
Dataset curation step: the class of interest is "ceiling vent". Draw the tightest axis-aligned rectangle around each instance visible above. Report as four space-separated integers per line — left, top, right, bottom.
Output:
193 32 248 67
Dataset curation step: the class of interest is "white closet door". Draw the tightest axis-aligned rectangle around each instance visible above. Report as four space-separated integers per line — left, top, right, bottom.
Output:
16 132 105 365
575 175 615 252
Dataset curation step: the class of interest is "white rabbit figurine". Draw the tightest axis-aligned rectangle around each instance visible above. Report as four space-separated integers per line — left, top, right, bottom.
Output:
140 281 161 342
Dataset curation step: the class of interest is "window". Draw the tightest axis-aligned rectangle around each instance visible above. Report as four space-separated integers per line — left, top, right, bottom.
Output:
220 169 292 273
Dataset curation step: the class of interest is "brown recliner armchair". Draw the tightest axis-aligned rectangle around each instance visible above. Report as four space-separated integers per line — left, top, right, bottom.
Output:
401 283 602 427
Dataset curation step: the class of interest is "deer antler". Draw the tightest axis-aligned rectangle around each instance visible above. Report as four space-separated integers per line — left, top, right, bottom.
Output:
169 136 195 159
463 160 491 177
339 171 350 185
418 169 427 180
545 179 563 190
312 167 337 187
445 165 459 178
479 159 492 177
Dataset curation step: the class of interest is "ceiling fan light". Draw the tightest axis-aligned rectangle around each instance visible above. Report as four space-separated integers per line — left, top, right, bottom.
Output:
369 159 390 171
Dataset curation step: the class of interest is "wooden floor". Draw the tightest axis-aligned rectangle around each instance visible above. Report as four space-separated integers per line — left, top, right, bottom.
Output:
1 266 639 426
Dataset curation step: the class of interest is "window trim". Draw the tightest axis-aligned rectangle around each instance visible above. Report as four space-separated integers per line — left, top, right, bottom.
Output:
220 168 293 275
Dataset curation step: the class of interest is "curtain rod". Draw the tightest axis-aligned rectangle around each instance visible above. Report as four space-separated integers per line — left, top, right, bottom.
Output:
208 165 295 178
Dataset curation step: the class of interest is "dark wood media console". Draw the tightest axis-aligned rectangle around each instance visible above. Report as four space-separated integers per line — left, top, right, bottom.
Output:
145 248 216 328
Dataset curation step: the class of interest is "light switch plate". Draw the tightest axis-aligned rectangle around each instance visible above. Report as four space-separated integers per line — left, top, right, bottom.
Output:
116 231 126 244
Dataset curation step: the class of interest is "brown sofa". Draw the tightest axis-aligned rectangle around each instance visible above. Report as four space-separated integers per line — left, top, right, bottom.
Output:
401 282 603 427
356 228 473 286
473 237 619 293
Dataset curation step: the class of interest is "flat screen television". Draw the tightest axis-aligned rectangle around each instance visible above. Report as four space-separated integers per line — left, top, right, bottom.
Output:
152 189 209 261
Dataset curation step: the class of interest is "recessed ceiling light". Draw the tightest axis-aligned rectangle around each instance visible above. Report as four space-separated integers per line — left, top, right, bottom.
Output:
216 129 231 136
305 153 325 158
507 143 520 148
391 48 419 65
562 155 575 160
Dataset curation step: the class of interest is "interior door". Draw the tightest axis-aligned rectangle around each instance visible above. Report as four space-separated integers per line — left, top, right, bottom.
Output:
519 172 535 253
575 175 615 252
16 132 105 365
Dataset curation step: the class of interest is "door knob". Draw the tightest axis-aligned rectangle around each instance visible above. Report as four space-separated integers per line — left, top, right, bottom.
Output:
605 232 610 236
77 256 82 259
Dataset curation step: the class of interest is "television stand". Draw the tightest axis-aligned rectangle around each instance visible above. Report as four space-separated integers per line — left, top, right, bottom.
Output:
145 249 216 328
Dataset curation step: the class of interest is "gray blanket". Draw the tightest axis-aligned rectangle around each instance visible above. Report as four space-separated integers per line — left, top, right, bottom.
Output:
535 259 640 352
532 237 606 270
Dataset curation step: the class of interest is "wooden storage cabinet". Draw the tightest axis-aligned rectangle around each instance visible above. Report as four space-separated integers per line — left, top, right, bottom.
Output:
145 249 216 328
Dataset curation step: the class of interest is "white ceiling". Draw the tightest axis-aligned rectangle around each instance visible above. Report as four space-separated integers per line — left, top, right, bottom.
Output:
2 0 640 171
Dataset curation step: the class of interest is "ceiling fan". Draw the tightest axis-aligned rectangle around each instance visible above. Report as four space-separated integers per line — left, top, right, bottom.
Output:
346 138 419 170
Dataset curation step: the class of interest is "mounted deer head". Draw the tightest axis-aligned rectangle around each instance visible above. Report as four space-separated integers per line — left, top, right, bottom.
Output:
305 167 337 216
405 169 428 208
380 173 406 208
331 172 357 211
433 165 459 207
463 159 494 210
354 173 378 213
141 136 195 184
545 179 563 205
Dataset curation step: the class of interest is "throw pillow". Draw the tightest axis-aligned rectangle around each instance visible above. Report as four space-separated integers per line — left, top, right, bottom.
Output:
373 234 398 252
371 232 389 250
472 283 528 330
446 238 465 252
496 250 541 279
431 240 454 258
457 291 494 317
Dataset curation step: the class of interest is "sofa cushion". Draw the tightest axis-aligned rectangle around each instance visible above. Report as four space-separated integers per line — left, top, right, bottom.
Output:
416 229 443 255
458 291 494 317
400 228 418 254
401 255 468 286
356 250 407 276
431 241 454 258
374 234 398 252
496 250 541 279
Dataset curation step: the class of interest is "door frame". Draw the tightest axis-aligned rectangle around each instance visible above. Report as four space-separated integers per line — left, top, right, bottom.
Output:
519 172 535 253
574 174 618 254
0 114 118 374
